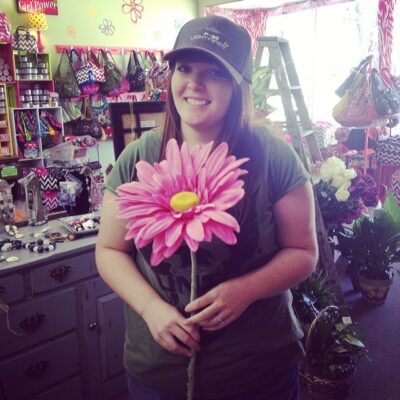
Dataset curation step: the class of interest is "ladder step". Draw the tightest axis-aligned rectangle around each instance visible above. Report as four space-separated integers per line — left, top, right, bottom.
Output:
266 87 301 95
301 129 314 138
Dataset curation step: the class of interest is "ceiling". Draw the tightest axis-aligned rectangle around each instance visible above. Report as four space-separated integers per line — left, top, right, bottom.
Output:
219 0 304 9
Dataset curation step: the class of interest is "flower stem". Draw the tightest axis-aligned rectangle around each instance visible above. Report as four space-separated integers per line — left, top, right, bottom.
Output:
187 250 197 400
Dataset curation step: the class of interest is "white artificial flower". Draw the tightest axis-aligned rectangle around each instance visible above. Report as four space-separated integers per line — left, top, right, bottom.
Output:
335 187 350 201
343 168 357 180
332 174 348 189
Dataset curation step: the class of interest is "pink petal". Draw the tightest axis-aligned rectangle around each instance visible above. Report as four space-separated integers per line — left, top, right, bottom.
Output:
165 220 184 247
205 142 229 177
139 215 175 241
202 209 240 231
208 222 238 245
183 232 199 252
185 217 205 242
136 161 157 186
166 139 182 179
150 250 165 266
164 236 183 258
191 141 213 171
212 188 245 210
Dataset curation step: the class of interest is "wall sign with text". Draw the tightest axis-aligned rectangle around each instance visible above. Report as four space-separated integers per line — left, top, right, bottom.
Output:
17 0 59 15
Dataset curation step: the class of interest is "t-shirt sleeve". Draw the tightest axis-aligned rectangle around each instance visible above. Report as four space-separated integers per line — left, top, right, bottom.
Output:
263 132 310 203
105 140 140 194
105 130 162 194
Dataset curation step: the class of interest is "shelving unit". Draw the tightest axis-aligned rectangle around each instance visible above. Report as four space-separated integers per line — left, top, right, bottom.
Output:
0 83 15 158
10 106 64 167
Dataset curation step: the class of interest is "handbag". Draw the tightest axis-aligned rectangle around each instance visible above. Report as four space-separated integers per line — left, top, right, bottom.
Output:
0 13 11 43
54 49 81 98
99 50 122 94
91 96 112 137
12 26 37 53
70 49 100 95
126 50 146 92
371 68 400 117
76 97 103 139
87 50 106 83
333 64 381 127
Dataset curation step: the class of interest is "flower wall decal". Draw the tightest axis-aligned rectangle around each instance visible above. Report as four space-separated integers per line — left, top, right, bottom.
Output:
66 26 76 38
122 0 144 24
99 19 115 36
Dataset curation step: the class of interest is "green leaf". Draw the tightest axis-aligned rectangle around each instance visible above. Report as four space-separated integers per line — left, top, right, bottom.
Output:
383 192 400 225
343 334 365 348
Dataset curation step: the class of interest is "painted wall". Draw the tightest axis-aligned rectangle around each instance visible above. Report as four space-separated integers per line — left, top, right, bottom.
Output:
2 0 197 73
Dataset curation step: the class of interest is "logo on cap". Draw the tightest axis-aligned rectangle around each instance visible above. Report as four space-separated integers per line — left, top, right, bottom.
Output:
191 30 229 50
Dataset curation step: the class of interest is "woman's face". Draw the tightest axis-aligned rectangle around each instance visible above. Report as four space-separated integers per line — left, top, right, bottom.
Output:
171 58 234 140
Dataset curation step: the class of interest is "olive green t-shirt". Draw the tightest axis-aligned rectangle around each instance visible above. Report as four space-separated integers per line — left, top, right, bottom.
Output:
106 128 310 399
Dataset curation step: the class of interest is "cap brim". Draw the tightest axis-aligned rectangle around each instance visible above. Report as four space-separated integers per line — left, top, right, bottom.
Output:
164 47 243 85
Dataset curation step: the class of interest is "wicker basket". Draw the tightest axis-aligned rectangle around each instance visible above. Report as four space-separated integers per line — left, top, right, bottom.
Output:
300 306 355 400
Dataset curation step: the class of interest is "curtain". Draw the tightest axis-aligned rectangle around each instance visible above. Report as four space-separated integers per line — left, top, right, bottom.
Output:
378 0 398 70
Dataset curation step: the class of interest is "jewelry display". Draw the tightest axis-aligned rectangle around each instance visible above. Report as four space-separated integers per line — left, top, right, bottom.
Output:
25 238 56 253
18 172 47 226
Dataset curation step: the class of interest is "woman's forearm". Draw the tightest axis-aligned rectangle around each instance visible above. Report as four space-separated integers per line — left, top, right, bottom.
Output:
95 246 163 317
233 247 317 304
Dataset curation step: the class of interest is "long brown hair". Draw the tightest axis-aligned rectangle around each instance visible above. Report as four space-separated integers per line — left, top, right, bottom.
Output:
159 61 263 223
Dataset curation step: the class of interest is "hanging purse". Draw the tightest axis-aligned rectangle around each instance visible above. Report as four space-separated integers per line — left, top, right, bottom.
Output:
12 26 37 53
91 96 112 136
371 68 400 117
54 49 81 98
0 12 11 43
87 50 106 83
333 61 381 127
99 50 123 94
70 50 99 95
76 97 103 139
126 50 146 92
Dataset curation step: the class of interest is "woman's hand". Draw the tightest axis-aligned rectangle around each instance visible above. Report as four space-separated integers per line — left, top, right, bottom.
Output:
141 298 201 357
184 278 253 331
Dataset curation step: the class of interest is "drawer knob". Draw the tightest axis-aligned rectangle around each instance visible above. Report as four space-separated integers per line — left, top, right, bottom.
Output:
50 265 72 282
20 312 46 335
88 322 97 331
25 360 49 378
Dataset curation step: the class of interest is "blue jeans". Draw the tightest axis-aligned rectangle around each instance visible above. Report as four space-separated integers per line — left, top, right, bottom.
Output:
126 363 299 400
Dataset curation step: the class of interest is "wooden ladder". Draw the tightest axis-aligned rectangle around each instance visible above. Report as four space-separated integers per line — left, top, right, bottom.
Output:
254 36 341 293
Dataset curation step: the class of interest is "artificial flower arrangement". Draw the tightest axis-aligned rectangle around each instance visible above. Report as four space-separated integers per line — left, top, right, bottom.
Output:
313 156 379 228
115 138 248 400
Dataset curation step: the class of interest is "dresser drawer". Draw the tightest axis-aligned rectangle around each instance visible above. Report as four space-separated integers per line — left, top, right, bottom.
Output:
0 288 77 358
0 273 24 304
29 375 84 400
32 251 97 293
0 332 80 400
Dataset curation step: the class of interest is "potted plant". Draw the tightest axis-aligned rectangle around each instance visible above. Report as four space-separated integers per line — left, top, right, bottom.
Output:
251 65 276 119
337 192 400 304
300 306 368 400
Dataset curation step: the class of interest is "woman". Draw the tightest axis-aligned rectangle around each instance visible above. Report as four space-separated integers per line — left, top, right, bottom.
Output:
96 15 318 400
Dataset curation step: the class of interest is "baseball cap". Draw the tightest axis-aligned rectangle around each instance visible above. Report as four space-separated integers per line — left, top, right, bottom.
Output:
164 15 253 84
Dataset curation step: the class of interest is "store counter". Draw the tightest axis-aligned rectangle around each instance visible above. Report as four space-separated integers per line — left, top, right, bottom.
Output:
0 220 128 400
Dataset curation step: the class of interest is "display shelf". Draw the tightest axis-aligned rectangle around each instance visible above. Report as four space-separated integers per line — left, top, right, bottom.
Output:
0 43 14 84
10 106 64 166
13 52 51 81
0 83 16 158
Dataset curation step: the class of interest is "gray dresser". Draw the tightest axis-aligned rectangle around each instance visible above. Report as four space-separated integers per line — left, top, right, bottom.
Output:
0 222 127 400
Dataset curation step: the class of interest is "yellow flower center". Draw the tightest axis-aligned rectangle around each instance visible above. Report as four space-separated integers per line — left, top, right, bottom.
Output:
170 191 200 212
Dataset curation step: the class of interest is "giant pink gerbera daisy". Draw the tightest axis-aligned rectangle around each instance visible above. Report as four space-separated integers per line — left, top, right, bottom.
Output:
115 138 249 266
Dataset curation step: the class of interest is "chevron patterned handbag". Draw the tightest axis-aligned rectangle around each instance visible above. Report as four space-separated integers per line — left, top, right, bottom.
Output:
12 26 37 53
377 136 400 164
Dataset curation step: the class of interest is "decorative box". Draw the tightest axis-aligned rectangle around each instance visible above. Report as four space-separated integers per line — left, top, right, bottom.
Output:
377 136 400 165
23 141 39 158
